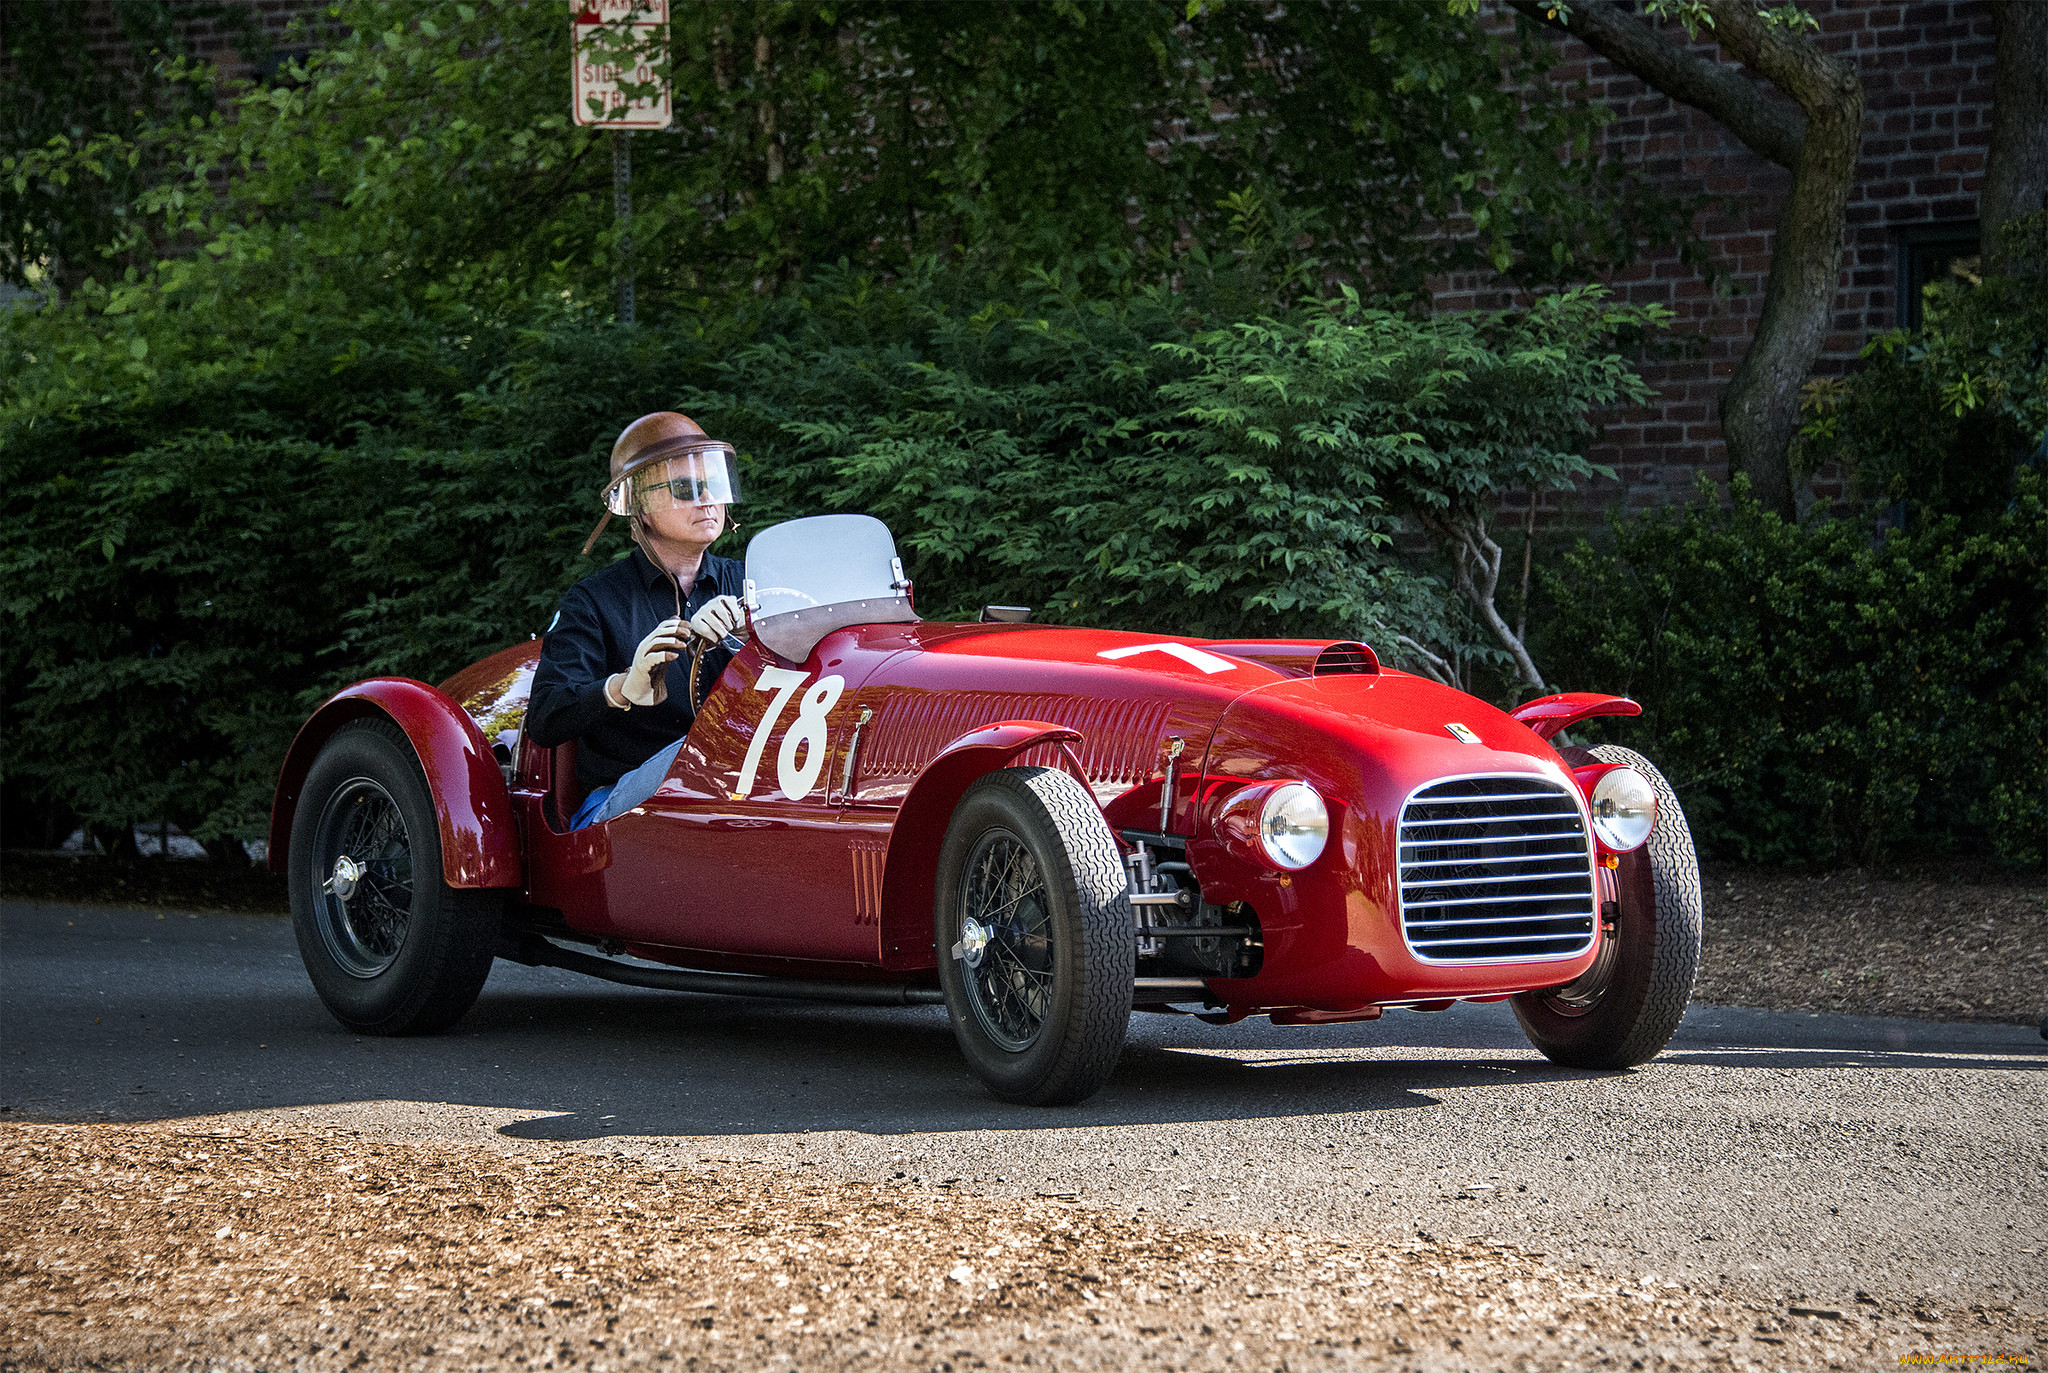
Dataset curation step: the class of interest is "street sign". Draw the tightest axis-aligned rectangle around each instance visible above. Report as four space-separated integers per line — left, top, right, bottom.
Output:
572 0 671 129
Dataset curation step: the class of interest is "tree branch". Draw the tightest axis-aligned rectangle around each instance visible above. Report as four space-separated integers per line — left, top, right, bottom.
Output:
1506 0 1805 169
1698 0 1861 125
1393 634 1458 687
1423 510 1551 692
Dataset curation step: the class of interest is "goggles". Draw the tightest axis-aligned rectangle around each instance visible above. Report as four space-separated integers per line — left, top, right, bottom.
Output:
603 443 742 517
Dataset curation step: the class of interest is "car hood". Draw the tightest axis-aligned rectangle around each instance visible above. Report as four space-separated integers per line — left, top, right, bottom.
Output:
839 621 1297 813
1198 670 1573 819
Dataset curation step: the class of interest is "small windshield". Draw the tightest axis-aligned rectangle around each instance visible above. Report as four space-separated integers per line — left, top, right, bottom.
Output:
744 514 918 660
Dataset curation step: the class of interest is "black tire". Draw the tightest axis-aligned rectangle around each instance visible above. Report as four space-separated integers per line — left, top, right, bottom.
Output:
289 718 500 1036
935 767 1133 1105
1512 744 1701 1069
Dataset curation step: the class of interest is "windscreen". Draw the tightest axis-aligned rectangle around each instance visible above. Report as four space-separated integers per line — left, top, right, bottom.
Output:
744 514 918 660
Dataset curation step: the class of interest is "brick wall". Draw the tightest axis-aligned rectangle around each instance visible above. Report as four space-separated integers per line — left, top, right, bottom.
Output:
60 0 318 87
1434 0 1996 516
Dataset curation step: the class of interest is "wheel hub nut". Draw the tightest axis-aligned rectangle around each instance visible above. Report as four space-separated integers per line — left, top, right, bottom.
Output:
957 917 989 968
326 854 364 901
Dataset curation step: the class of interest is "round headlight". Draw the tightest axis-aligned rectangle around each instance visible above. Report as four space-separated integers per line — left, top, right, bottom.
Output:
1259 783 1329 870
1589 767 1658 851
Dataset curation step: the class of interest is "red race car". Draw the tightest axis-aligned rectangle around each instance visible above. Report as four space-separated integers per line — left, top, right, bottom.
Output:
271 515 1701 1105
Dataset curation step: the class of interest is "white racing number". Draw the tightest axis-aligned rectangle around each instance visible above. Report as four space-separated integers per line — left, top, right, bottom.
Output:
732 666 846 801
1096 642 1238 675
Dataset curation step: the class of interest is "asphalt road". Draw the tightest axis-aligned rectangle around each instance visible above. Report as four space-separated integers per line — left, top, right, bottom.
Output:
5 898 2044 1319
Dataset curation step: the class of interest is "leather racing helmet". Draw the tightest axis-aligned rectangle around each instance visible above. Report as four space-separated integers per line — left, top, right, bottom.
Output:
580 412 741 556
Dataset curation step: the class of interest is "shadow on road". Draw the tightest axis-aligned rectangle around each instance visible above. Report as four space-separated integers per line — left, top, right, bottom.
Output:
5 900 2042 1143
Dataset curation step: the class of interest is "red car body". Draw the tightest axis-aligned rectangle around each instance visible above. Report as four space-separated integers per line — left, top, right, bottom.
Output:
271 612 1641 1026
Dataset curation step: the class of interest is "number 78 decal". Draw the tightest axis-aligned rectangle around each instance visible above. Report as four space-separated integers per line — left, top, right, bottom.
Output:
732 666 847 801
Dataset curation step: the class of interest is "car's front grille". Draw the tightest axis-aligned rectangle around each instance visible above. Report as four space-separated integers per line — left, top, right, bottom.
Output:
1397 775 1596 963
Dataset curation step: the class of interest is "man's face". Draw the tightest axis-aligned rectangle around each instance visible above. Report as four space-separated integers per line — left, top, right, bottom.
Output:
642 498 726 548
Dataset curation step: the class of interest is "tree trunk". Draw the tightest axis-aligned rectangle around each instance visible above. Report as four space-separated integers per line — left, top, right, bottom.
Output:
1507 0 1863 520
1983 0 2048 269
1703 1 1863 520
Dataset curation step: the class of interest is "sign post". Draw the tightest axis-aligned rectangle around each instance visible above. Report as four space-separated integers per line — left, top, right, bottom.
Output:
572 1 671 325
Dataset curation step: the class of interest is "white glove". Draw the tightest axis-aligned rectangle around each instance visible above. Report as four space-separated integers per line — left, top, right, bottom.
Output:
614 618 690 707
686 594 745 646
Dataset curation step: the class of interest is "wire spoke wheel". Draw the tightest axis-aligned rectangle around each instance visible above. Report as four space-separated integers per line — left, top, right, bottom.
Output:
935 767 1133 1106
289 719 500 1036
310 776 416 978
959 830 1054 1051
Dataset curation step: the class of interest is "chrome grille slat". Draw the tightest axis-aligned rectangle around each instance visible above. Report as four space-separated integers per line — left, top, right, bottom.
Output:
1409 911 1597 929
1399 809 1582 827
1403 861 1586 880
1398 775 1596 965
1410 932 1591 950
1400 856 1589 877
1408 791 1579 805
1398 829 1586 848
1405 890 1597 910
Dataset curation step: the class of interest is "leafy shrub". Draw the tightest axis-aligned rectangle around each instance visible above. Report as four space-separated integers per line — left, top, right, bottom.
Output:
1 308 708 846
1539 472 2048 866
1798 210 2048 523
3 269 1657 845
693 270 1659 672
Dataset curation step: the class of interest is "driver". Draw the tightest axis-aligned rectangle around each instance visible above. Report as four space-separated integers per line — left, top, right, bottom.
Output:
527 412 748 830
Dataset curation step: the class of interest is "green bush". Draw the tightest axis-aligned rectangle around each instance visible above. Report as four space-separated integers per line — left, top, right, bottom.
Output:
1538 472 2047 867
1798 211 2048 523
0 309 709 846
693 270 1656 654
3 270 1657 847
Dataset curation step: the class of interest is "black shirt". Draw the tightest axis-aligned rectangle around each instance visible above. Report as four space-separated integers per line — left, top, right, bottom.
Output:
527 545 747 790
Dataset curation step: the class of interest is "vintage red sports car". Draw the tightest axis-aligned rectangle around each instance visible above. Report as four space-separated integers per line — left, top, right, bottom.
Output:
271 514 1702 1105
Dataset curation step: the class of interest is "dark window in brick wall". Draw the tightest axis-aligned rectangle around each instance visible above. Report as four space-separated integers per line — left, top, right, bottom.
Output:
1897 222 1982 331
255 46 312 84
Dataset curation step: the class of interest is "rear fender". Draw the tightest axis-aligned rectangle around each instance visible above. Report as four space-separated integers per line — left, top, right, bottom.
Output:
876 720 1086 971
267 678 521 888
1509 692 1641 742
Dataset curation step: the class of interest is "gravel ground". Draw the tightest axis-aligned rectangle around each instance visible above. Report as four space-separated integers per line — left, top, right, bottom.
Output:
4 1120 2039 1373
1697 863 2048 1025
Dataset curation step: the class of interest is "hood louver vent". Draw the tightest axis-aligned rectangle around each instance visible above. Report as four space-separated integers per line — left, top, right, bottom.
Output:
1313 642 1380 676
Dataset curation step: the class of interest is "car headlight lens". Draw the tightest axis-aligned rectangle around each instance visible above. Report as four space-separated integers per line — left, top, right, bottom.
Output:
1589 767 1657 851
1259 783 1329 870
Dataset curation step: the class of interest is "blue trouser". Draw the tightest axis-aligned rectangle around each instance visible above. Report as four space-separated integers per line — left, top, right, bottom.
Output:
571 738 687 830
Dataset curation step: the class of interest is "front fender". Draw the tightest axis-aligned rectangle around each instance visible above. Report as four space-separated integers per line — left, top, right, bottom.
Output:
267 678 521 888
1508 691 1641 741
875 720 1085 971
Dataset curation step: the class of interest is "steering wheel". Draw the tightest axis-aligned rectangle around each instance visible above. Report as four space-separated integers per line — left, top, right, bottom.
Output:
686 631 748 710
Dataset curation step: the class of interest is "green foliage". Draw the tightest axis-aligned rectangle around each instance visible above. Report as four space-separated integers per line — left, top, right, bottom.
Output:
1539 473 2048 866
2 431 337 847
4 0 1694 334
2 265 1657 844
696 272 1661 664
0 305 691 843
0 0 264 292
1798 211 2048 523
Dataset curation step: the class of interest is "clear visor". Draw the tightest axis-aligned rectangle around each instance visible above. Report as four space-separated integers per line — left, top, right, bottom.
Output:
605 446 742 516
